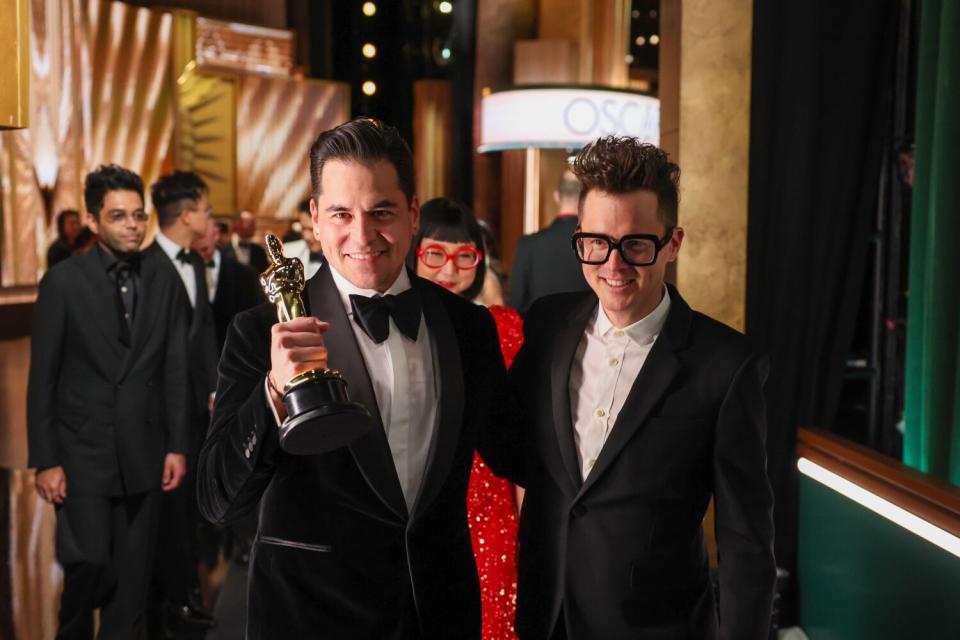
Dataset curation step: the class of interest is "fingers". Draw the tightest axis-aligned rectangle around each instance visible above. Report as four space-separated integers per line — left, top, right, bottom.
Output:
161 455 187 492
276 317 329 333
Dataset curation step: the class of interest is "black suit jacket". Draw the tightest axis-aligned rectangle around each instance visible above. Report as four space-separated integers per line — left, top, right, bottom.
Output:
509 216 589 316
211 254 263 352
27 247 191 496
143 242 219 427
197 264 519 639
510 286 776 640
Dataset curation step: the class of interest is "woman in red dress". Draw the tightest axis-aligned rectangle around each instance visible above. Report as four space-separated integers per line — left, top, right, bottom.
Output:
408 197 521 640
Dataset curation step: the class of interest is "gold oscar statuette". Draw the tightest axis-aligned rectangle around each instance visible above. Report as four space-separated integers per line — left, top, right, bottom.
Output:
261 233 373 454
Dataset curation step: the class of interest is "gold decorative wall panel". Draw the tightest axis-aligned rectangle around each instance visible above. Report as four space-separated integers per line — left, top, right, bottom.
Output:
0 0 174 284
0 0 30 129
414 80 453 202
236 75 349 219
175 63 238 214
675 0 752 332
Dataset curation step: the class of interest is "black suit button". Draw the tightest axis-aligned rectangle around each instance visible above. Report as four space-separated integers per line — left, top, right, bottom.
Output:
571 505 587 518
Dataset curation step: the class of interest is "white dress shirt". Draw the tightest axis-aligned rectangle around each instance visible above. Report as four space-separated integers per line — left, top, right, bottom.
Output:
282 239 324 279
569 287 671 480
205 248 221 302
266 266 437 509
155 231 198 307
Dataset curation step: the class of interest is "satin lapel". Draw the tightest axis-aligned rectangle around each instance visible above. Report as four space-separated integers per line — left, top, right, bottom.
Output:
119 249 160 380
308 265 407 519
576 287 691 499
550 296 595 492
409 278 463 519
76 251 126 365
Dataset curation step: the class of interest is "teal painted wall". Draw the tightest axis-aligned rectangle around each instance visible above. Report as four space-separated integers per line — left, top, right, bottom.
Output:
798 475 960 639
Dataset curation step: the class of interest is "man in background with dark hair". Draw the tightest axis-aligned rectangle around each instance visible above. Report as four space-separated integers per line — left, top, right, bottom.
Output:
46 208 83 267
509 170 590 315
144 170 220 634
510 137 776 639
197 116 520 638
28 164 190 638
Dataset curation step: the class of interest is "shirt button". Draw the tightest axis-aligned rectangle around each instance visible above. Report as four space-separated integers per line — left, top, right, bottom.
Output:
595 408 605 417
589 458 597 467
615 330 625 337
609 358 619 366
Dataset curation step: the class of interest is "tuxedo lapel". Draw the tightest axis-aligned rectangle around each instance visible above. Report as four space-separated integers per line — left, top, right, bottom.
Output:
550 296 595 492
576 286 692 499
307 265 407 519
409 277 463 519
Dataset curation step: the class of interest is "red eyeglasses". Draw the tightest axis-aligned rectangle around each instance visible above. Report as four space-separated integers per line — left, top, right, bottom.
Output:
416 245 484 270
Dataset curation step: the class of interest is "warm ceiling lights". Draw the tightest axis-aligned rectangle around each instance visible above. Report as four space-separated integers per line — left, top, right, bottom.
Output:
362 2 377 17
439 1 453 14
362 80 377 96
362 43 377 58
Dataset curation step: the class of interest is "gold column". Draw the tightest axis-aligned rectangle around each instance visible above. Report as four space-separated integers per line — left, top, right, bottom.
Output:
413 80 453 202
0 0 30 129
675 0 752 333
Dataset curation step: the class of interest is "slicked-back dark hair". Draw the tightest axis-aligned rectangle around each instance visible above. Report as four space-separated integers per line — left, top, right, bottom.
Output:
84 164 144 220
151 170 209 229
407 197 486 301
309 117 415 204
571 136 681 227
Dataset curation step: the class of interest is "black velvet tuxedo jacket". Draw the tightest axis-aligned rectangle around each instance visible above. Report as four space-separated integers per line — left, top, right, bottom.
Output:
197 264 518 639
509 215 589 316
142 242 219 428
27 247 191 496
510 285 776 640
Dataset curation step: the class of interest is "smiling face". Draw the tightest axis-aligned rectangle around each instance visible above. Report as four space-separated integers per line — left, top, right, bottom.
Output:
310 159 419 292
88 189 147 256
415 238 480 295
579 188 683 328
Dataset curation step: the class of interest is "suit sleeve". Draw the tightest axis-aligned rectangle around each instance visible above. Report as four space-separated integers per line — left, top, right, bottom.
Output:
27 271 67 469
713 353 776 640
163 281 192 455
197 310 282 525
474 307 525 485
508 238 531 315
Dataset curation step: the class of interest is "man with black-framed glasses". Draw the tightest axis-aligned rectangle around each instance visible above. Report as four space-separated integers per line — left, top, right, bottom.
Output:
509 136 776 639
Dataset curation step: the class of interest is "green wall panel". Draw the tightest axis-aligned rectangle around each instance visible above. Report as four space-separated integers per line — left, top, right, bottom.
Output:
798 475 960 639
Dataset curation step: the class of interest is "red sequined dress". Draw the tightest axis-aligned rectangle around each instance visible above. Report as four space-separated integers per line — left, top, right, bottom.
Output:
468 305 523 640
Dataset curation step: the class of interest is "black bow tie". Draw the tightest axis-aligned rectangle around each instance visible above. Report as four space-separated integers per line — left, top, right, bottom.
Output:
205 259 215 268
175 248 194 264
349 289 421 344
109 254 140 278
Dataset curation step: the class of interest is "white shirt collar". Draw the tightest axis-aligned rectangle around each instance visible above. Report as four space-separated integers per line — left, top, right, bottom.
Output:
211 247 222 270
328 264 412 317
155 230 189 261
594 285 671 344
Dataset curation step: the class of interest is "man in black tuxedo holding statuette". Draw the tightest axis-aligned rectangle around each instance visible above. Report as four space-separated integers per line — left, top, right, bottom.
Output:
198 117 520 639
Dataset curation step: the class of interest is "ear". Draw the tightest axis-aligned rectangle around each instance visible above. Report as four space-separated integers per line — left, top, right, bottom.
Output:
309 196 320 232
553 189 561 206
409 196 420 234
86 212 100 235
664 227 684 263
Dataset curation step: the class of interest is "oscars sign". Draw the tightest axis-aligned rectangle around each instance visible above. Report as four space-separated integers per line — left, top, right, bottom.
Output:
478 86 660 153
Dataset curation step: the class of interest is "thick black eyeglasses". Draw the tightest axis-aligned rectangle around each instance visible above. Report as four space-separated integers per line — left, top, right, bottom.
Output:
571 228 674 266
